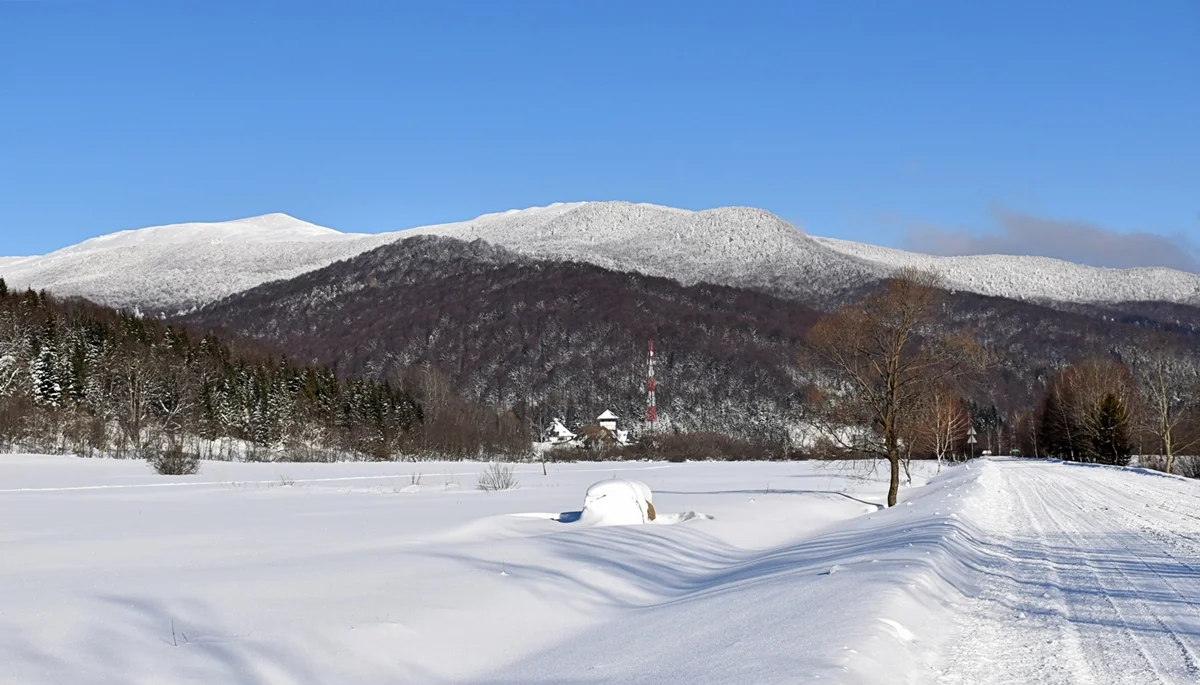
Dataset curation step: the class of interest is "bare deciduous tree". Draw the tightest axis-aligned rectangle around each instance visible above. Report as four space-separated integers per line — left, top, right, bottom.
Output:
915 386 971 472
1134 337 1200 475
804 269 987 507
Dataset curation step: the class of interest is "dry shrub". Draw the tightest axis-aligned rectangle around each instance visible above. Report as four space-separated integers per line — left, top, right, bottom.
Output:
476 461 518 491
147 443 200 476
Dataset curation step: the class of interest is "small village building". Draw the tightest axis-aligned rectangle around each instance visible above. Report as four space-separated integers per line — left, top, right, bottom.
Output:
543 410 629 449
597 410 619 432
545 418 576 445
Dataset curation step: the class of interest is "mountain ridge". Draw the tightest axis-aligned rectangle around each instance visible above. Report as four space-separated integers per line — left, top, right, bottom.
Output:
4 201 1199 310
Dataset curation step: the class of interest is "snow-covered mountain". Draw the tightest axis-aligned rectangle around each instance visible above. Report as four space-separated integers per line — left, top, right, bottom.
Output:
401 202 882 301
402 202 1200 305
0 214 406 312
4 202 1199 311
814 236 1200 306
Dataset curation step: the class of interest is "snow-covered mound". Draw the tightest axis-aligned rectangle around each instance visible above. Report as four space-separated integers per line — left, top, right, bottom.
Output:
579 478 657 526
815 236 1200 306
0 214 406 312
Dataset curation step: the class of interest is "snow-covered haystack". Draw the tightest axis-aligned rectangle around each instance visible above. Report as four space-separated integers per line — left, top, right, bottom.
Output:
579 479 657 527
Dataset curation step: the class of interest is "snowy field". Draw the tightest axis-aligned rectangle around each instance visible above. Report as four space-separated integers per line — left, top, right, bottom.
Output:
1 456 1198 684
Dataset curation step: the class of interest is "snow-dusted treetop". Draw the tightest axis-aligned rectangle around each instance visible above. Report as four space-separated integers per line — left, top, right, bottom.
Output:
3 202 1198 311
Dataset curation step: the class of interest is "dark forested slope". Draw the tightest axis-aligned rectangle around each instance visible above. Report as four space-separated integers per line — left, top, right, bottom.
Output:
181 236 1200 443
183 237 821 441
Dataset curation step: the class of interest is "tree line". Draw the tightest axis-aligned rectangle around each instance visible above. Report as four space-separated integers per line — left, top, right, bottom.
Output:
0 278 528 470
802 269 1200 507
184 235 1199 447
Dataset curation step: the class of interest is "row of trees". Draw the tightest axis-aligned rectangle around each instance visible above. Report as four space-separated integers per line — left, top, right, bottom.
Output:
802 269 1200 507
0 279 529 466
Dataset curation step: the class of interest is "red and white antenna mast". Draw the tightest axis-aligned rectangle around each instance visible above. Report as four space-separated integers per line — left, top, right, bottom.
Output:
647 339 657 431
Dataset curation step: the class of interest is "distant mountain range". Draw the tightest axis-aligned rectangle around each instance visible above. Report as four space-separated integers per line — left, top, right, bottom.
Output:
4 202 1199 312
5 202 1198 438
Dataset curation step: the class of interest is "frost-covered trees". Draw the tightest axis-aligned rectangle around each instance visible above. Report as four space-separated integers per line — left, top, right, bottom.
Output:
0 287 431 461
914 387 971 472
1132 338 1200 475
29 331 62 409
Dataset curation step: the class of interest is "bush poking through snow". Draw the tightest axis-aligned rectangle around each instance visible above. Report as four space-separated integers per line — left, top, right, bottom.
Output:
147 443 200 476
476 462 518 492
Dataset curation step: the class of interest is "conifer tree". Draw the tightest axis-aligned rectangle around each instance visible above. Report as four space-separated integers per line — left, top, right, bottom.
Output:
1091 392 1131 466
29 339 62 408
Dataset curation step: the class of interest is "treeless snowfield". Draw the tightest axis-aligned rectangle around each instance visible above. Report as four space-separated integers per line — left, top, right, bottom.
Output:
1 456 1197 684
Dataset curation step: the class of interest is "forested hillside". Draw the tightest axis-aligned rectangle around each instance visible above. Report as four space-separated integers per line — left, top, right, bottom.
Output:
0 277 526 465
182 236 1200 446
183 237 822 443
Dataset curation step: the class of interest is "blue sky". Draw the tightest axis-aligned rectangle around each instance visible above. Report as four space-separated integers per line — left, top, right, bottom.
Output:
2 1 1197 268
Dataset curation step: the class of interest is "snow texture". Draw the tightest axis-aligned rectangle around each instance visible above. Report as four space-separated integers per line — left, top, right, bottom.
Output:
0 214 407 313
2 455 1197 684
6 202 1198 313
815 235 1200 307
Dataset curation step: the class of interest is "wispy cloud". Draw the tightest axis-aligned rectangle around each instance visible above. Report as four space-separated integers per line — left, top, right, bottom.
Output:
905 209 1200 272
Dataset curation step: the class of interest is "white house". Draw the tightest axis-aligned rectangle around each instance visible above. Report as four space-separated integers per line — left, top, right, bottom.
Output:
597 410 619 432
545 418 576 445
596 410 630 445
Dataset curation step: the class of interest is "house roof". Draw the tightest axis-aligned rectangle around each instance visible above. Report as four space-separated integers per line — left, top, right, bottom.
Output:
549 419 575 437
597 410 619 420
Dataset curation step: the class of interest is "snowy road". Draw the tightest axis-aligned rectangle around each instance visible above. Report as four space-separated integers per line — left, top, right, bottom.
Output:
934 460 1200 685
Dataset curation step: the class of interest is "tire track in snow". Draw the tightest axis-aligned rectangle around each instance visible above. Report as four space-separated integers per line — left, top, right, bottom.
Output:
1028 470 1173 684
934 460 1200 685
1061 470 1200 680
934 464 1098 685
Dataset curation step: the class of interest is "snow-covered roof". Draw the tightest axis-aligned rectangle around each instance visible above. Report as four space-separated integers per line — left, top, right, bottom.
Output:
597 410 619 421
548 419 575 438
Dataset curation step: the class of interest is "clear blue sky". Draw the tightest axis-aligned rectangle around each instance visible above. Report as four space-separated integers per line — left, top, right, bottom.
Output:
2 1 1197 266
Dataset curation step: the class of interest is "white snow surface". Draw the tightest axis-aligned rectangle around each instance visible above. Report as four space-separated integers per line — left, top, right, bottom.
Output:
6 202 1198 311
401 201 882 300
0 214 407 312
815 236 1200 306
2 455 1198 684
